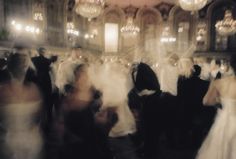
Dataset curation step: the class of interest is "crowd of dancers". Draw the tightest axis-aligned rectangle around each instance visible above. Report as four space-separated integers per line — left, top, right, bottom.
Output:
0 45 236 159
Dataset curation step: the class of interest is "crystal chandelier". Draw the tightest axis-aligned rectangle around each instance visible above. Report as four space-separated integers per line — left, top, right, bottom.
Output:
196 28 206 41
179 0 208 12
215 10 236 36
34 12 43 21
196 22 207 42
75 0 105 19
121 17 140 37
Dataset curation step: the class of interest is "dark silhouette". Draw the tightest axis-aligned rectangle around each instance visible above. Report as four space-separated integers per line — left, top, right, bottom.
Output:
0 58 10 84
32 47 57 133
129 62 162 159
177 65 216 149
59 64 117 159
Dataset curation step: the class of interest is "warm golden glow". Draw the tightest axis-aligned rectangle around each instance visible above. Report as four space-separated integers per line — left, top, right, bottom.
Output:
105 23 118 52
215 10 236 36
75 0 105 19
34 12 43 21
179 0 208 11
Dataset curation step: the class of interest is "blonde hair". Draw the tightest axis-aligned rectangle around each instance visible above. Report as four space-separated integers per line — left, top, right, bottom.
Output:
178 58 194 78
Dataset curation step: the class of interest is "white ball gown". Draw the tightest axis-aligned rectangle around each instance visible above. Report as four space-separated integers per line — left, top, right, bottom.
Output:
4 101 42 159
196 98 236 159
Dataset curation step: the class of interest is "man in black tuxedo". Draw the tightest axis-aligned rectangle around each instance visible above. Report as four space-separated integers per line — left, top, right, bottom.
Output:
178 65 216 149
32 47 57 133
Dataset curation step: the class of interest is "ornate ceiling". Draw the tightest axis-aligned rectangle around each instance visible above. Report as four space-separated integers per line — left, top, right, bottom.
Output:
106 0 177 8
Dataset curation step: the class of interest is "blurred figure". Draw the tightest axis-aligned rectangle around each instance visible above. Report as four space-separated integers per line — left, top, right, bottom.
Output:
129 62 162 159
0 56 10 84
194 57 211 81
178 58 194 78
196 55 236 159
56 47 83 94
177 58 194 147
158 53 180 149
0 48 43 159
159 53 179 96
32 47 57 133
178 65 216 149
210 59 221 80
88 61 138 159
219 60 234 78
60 64 114 159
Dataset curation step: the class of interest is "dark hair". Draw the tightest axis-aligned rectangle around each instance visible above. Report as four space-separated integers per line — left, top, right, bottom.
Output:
38 47 46 54
193 65 201 77
132 62 160 92
230 54 236 74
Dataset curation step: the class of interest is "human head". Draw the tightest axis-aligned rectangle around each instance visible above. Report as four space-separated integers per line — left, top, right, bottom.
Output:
4 51 10 59
135 62 160 92
167 53 179 66
7 52 30 79
37 47 46 56
210 59 220 70
220 60 230 73
70 46 82 59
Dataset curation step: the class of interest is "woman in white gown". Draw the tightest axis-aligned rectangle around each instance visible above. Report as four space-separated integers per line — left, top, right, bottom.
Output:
0 49 42 159
196 57 236 159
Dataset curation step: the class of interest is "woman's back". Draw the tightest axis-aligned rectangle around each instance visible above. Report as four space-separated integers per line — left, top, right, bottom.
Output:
215 76 236 100
197 75 236 159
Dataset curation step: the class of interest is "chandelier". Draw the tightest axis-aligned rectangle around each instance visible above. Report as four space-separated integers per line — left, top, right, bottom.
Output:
215 10 236 36
121 17 140 37
75 0 105 19
179 0 208 12
196 22 207 42
196 28 206 41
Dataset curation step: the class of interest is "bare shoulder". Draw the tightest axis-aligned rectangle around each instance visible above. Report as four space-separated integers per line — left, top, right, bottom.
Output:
214 77 231 87
219 76 236 85
215 76 236 93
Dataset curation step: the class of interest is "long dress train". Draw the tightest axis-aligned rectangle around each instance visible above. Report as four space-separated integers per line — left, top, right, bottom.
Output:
196 98 236 159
